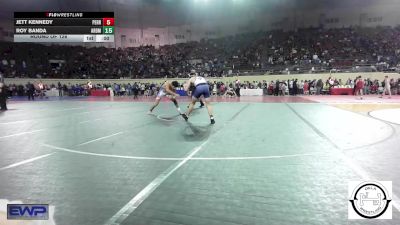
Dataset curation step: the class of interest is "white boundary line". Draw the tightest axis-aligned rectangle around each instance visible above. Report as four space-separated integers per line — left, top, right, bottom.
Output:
41 143 322 161
78 118 102 124
329 102 400 105
0 109 89 124
55 107 86 112
0 109 147 142
0 103 133 124
75 111 91 115
104 140 209 225
0 153 55 171
0 129 45 139
41 144 182 160
2 106 86 113
0 105 147 127
76 132 124 146
192 152 322 160
0 120 31 125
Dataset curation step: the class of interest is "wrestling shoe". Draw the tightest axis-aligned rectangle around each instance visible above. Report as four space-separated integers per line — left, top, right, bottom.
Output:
181 113 189 121
210 116 215 124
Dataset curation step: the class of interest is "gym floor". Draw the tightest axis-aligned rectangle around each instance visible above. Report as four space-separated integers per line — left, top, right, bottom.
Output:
0 95 399 225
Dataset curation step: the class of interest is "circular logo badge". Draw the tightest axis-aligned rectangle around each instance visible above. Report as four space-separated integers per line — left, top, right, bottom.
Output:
350 181 391 219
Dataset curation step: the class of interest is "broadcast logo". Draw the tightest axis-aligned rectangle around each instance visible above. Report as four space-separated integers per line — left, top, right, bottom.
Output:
7 204 49 220
348 181 392 219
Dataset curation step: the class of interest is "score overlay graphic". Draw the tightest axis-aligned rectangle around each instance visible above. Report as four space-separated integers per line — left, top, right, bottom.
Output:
14 12 114 43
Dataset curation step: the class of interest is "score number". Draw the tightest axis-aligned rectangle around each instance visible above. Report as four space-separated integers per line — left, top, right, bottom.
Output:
102 18 114 35
103 18 114 26
103 27 114 34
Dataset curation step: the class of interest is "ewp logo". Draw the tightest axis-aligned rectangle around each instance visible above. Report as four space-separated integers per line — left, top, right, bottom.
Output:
7 204 49 220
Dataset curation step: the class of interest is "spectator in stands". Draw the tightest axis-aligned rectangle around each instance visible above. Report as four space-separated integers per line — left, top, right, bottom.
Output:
397 78 400 95
58 82 63 97
274 80 280 96
364 79 371 95
303 80 309 95
267 81 274 95
0 82 7 110
132 82 139 99
316 79 323 95
224 86 236 97
355 76 365 100
280 81 287 96
3 26 400 79
26 82 35 100
298 80 304 94
126 83 132 96
293 79 298 96
380 75 392 98
37 81 44 98
235 80 241 97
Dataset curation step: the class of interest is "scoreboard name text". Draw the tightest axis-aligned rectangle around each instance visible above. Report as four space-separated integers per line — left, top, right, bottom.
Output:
16 20 54 25
16 28 47 34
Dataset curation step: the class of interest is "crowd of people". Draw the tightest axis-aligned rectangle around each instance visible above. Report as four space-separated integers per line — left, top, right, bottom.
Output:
1 76 399 101
1 26 400 79
266 76 400 96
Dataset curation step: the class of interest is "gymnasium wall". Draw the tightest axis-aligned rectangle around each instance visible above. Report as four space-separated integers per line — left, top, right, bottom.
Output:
109 0 400 47
5 72 400 86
